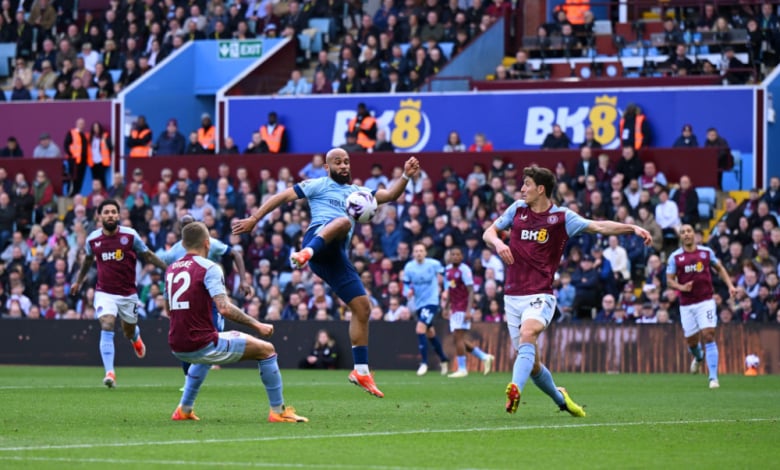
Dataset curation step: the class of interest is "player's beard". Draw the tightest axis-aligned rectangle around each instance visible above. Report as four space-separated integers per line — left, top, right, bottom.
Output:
330 168 351 185
103 219 118 232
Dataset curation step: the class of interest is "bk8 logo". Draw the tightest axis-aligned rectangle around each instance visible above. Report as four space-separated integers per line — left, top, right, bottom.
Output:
519 229 549 244
523 95 621 149
330 99 431 152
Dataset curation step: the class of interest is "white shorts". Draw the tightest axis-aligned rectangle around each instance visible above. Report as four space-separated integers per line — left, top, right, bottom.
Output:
505 294 557 349
172 331 247 365
94 291 141 324
449 311 471 332
680 299 717 338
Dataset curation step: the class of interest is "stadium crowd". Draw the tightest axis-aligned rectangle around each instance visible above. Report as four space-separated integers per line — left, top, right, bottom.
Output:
1 148 780 326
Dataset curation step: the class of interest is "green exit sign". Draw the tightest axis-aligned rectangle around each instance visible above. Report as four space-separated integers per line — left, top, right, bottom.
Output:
217 40 263 59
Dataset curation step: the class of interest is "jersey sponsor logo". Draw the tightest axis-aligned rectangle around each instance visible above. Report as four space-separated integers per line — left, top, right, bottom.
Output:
683 261 705 273
101 249 125 262
520 228 549 244
120 236 129 245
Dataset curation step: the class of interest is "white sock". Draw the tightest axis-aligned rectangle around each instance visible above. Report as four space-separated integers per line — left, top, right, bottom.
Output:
355 364 370 375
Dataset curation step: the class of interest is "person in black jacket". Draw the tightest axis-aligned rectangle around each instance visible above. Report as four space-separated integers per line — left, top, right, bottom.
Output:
299 330 339 369
673 124 699 147
615 145 643 186
672 175 700 227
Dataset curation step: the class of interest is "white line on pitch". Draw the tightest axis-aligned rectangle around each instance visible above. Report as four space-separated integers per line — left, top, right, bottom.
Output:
0 417 775 453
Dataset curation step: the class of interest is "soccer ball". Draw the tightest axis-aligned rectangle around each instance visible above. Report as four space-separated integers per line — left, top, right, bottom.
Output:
745 354 760 369
346 190 377 223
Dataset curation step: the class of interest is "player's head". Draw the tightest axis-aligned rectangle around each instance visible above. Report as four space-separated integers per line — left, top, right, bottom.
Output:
412 242 426 262
449 246 463 265
325 147 351 184
679 224 696 248
180 214 196 233
97 199 120 232
181 221 211 256
521 165 556 203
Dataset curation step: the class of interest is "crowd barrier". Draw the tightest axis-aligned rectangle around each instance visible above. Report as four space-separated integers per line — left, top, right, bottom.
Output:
1 321 776 374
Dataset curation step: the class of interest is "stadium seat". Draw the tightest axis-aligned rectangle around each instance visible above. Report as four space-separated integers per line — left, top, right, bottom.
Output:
308 18 334 49
695 187 717 219
87 87 98 100
30 88 38 100
109 70 121 83
3 90 11 101
698 202 713 220
0 43 16 77
438 42 454 60
400 43 410 57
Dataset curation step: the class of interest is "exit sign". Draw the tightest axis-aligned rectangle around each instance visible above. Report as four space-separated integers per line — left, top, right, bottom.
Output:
217 40 263 59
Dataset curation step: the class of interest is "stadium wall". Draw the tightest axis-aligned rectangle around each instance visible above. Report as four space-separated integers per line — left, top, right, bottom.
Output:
1 320 777 374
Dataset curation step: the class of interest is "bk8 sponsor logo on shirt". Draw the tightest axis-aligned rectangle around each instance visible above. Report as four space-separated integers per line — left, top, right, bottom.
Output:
520 228 549 244
684 261 704 273
101 249 125 262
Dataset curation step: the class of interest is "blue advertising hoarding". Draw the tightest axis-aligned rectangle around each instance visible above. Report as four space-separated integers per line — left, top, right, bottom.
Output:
225 88 754 157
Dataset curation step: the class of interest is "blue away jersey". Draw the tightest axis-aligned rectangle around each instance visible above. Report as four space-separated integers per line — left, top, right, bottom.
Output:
402 258 444 307
158 237 230 265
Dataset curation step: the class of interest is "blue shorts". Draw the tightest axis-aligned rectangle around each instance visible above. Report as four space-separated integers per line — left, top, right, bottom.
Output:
172 331 247 365
416 305 440 327
303 226 366 304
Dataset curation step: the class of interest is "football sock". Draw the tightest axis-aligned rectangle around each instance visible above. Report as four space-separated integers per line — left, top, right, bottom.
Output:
471 347 488 361
429 336 447 362
531 364 565 407
352 346 370 375
513 343 536 391
688 344 704 362
457 355 467 371
131 325 140 342
99 330 115 373
306 236 326 256
180 361 190 375
180 363 210 409
417 334 428 364
705 341 719 381
259 354 284 409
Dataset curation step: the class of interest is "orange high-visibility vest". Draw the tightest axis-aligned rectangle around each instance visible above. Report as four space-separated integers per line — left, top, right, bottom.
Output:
197 126 215 151
129 128 152 157
348 116 376 149
260 124 286 153
562 0 590 25
87 132 111 167
620 114 646 150
69 129 83 163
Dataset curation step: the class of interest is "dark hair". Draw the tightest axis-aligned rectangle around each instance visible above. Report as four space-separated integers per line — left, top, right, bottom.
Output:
97 199 120 214
522 165 556 198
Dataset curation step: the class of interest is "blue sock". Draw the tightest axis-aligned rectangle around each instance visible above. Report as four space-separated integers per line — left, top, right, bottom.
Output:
259 355 284 409
457 355 467 371
100 330 115 373
417 334 428 364
512 343 536 391
688 344 704 361
180 363 210 407
471 347 488 361
531 364 565 406
705 342 719 381
429 336 447 362
352 345 369 374
181 361 190 375
306 236 326 255
132 325 140 342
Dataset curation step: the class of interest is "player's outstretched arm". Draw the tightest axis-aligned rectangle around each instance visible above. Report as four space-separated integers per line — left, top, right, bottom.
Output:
71 254 95 295
483 223 514 265
140 250 167 271
586 220 653 246
213 293 274 337
232 187 300 235
375 156 419 204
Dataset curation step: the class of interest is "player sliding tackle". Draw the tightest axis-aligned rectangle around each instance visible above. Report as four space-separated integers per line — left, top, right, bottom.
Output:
483 165 652 416
233 149 421 398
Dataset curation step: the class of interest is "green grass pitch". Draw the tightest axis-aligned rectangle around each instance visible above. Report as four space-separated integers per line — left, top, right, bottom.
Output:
0 366 777 469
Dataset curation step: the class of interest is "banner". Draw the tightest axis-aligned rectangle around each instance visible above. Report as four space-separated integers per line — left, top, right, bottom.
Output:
225 88 754 155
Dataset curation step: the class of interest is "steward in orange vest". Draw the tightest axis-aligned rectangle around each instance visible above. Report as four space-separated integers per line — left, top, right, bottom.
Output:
619 103 650 150
197 113 216 153
128 116 153 157
259 111 287 153
63 117 88 196
347 102 377 151
87 123 112 187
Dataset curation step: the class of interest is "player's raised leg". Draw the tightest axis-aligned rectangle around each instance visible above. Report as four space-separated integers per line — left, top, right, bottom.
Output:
687 332 704 374
346 294 384 398
290 217 351 268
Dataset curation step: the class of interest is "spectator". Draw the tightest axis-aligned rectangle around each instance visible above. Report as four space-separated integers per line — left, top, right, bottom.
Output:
35 60 58 91
259 111 288 154
615 145 643 185
245 132 270 154
347 103 377 151
655 187 681 238
443 131 466 152
277 69 311 95
10 77 32 101
603 235 630 282
638 162 667 191
662 44 694 75
220 136 241 154
703 127 733 190
420 11 445 42
594 294 618 323
0 137 23 157
580 126 603 149
386 69 409 93
509 49 533 79
311 70 333 94
619 103 651 149
128 115 153 158
365 164 390 192
672 175 700 226
468 132 494 152
185 131 208 154
637 206 663 254
761 176 780 212
197 113 216 154
556 271 575 322
571 253 601 320
299 329 339 369
573 146 596 190
298 154 328 180
541 124 571 149
374 130 395 152
314 50 339 83
155 119 186 156
673 124 699 147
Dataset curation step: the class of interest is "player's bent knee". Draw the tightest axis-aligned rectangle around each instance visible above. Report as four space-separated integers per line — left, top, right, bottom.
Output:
242 337 275 360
